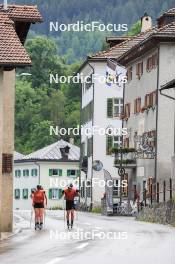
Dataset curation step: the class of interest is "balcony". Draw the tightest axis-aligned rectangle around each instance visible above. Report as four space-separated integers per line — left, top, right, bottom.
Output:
110 147 137 168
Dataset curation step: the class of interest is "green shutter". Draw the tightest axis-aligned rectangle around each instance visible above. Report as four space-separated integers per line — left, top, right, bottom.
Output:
59 169 62 176
76 170 80 177
106 136 113 155
49 169 52 176
107 98 113 118
67 170 71 176
49 189 52 199
59 189 63 199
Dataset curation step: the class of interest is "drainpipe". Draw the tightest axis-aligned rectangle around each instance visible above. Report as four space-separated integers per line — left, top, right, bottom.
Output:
87 61 95 210
155 44 160 199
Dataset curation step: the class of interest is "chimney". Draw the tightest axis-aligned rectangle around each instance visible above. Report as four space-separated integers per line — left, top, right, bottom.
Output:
141 12 152 32
3 0 8 10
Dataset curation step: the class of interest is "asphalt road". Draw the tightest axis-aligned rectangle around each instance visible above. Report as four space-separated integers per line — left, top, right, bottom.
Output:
0 210 175 264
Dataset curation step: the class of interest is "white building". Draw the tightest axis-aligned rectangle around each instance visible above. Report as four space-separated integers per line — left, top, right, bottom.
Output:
13 140 80 210
78 53 126 208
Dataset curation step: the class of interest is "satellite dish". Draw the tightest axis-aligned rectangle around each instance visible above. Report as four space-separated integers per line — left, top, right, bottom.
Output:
92 160 103 171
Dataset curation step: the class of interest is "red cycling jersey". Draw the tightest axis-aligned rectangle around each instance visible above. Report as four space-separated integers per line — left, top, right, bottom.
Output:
64 188 77 201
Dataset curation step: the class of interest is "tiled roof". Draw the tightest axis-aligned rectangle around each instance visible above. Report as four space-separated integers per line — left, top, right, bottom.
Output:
22 140 80 161
0 4 43 22
14 151 24 160
0 11 31 66
158 7 175 18
90 28 154 59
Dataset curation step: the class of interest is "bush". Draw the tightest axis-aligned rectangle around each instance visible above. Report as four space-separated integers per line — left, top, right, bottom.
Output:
91 206 101 214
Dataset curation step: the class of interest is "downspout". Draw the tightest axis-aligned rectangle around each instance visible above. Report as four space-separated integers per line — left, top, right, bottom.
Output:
155 44 160 198
87 61 95 210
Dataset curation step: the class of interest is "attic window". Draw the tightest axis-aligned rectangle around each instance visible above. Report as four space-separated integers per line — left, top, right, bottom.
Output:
2 153 13 174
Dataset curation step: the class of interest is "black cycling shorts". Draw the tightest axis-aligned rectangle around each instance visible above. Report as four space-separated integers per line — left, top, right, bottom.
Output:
66 200 75 211
34 202 44 208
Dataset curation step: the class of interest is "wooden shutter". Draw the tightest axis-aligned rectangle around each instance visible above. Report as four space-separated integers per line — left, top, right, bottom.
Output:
136 63 139 76
134 99 136 114
59 169 62 176
49 189 52 199
59 189 63 199
106 136 113 155
107 98 113 118
67 170 71 176
49 169 52 176
2 153 13 173
140 62 143 75
146 58 149 72
122 174 128 196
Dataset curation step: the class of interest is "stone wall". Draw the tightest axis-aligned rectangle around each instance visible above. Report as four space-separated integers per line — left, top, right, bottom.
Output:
137 201 175 225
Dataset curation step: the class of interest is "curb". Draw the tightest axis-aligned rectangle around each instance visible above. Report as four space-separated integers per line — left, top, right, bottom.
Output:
0 227 22 241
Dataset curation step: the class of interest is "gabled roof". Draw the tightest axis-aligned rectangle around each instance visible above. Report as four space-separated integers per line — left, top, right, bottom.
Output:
0 4 43 22
20 140 80 162
90 28 154 60
14 151 24 160
157 7 175 19
0 11 31 66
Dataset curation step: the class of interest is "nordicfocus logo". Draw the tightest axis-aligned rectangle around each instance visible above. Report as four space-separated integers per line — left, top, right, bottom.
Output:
50 229 128 241
50 126 128 137
49 21 128 32
50 178 128 189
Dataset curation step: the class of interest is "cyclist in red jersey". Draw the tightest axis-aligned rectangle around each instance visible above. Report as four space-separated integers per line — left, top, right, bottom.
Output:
32 185 47 230
62 183 79 228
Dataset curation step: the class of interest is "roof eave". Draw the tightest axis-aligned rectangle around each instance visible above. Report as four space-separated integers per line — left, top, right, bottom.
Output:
118 34 175 65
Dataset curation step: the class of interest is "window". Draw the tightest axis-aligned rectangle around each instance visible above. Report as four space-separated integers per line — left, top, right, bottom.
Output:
86 181 91 198
146 53 158 72
87 137 93 157
49 189 62 200
107 98 123 118
127 66 132 81
81 101 93 124
124 137 129 148
23 169 29 177
145 91 157 108
106 136 122 155
31 188 36 193
31 169 38 177
122 174 128 197
15 170 21 178
113 180 119 197
136 61 143 79
23 189 28 199
81 181 85 198
67 170 80 177
147 177 153 196
134 97 141 114
84 74 93 91
49 169 62 177
14 189 20 199
124 103 130 118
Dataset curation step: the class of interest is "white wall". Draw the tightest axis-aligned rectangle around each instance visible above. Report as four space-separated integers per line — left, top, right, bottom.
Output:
13 161 80 210
80 61 123 206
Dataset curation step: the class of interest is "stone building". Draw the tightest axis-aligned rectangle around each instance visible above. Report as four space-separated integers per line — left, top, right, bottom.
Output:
0 4 42 232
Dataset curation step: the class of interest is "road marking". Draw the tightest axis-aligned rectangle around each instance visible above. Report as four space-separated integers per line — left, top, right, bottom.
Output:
46 257 64 264
84 223 91 225
76 242 89 249
95 227 102 230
